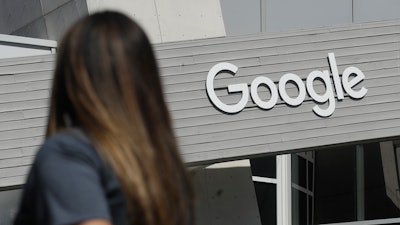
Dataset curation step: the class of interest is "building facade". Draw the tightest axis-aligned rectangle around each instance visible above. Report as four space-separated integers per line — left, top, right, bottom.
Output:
1 1 400 225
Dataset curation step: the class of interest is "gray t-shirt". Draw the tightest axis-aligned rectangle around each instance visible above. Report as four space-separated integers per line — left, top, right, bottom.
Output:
14 129 129 225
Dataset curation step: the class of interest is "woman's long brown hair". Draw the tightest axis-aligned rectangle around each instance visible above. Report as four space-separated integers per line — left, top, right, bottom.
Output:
46 11 194 225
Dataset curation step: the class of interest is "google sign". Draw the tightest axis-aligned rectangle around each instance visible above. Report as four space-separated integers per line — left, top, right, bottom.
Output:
206 53 367 117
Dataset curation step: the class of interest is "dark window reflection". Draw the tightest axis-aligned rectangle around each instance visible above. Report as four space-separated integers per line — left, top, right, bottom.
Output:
314 145 356 224
292 154 307 189
314 142 400 224
251 140 400 225
308 162 313 192
292 188 308 225
364 142 400 220
250 156 276 178
254 182 277 225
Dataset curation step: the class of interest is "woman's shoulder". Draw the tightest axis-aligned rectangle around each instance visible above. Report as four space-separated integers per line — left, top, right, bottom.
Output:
34 129 101 170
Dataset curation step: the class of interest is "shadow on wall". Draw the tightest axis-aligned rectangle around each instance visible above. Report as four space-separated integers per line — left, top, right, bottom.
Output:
0 0 89 41
192 164 262 225
0 188 21 225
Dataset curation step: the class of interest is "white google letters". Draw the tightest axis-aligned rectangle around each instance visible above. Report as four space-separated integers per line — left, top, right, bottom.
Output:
206 53 367 117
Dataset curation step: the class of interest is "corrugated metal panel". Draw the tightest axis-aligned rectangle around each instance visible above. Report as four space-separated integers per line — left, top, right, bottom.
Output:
0 54 51 187
159 20 400 165
0 20 400 187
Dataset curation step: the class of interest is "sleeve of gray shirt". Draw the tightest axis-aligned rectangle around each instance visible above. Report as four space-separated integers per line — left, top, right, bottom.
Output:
31 133 111 225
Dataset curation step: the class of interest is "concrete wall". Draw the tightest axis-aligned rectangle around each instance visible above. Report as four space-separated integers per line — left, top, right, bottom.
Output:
0 189 21 225
219 0 261 36
86 0 226 43
354 0 400 23
0 0 225 43
0 0 88 40
219 0 400 35
0 0 44 36
193 160 262 225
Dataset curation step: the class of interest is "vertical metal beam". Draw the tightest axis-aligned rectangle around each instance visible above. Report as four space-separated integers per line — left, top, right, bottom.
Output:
277 154 292 225
356 145 365 221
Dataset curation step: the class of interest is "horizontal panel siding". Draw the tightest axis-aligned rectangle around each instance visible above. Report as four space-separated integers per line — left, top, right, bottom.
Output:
0 156 34 169
0 62 55 75
0 90 49 104
0 55 52 187
0 146 40 160
161 21 400 165
172 86 400 130
1 20 400 187
162 58 400 96
177 104 400 147
175 95 400 138
156 25 400 60
182 127 400 164
0 118 46 131
162 42 400 86
0 127 46 141
160 35 400 70
0 166 30 180
0 100 48 113
180 112 400 154
0 137 43 150
154 20 400 51
0 176 25 187
0 54 54 67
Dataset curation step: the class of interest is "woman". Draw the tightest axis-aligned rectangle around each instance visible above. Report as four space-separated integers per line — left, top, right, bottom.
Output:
14 11 194 225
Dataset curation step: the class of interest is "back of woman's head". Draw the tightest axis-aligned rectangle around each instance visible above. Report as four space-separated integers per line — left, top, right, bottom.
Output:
47 11 193 225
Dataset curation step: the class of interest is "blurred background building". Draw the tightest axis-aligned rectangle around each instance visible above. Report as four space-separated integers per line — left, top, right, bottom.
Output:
1 1 400 225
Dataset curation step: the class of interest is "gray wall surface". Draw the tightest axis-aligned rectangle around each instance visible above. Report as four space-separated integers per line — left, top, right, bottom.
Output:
0 0 225 44
0 188 21 225
0 0 88 40
1 20 400 187
156 20 400 165
0 0 43 35
220 0 400 34
354 0 400 23
266 0 352 32
220 0 261 36
86 0 226 44
193 161 262 225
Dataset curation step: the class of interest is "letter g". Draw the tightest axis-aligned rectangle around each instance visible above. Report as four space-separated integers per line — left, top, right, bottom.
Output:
206 63 249 113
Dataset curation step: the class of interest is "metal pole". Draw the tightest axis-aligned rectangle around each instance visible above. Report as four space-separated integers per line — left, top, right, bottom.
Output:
356 145 365 221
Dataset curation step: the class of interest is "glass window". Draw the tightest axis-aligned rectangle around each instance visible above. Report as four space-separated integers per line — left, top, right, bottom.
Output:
250 155 277 225
308 161 314 192
251 156 276 178
292 188 308 225
254 182 276 225
292 154 307 189
292 153 314 225
313 141 400 224
251 140 400 225
314 145 357 224
364 142 400 220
